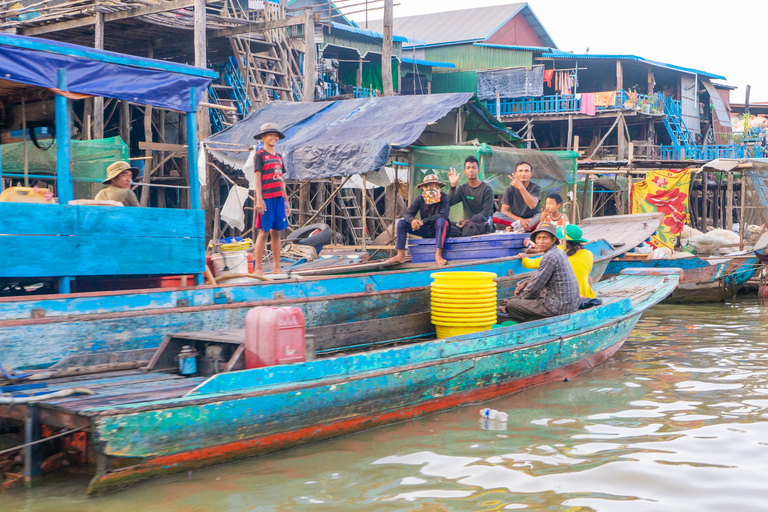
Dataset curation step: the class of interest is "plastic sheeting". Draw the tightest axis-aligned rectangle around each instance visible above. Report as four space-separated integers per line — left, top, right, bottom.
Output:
205 93 507 180
410 144 576 222
0 34 214 112
476 65 544 101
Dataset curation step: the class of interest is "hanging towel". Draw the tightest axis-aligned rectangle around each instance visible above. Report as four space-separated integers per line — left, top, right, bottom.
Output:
242 148 257 190
198 142 207 186
593 91 617 107
220 185 250 232
580 93 596 116
543 69 554 88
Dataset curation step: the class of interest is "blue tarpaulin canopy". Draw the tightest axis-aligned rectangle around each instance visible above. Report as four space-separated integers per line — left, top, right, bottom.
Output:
205 93 521 180
0 33 216 112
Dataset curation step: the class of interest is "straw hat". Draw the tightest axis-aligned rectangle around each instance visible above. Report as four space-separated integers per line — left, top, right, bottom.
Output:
103 161 139 184
417 174 446 189
253 122 286 140
557 224 589 244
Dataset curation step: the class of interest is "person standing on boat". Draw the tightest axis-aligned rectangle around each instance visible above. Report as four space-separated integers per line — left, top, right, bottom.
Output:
447 155 494 231
386 174 450 266
492 161 541 232
502 222 580 323
252 123 291 276
94 161 140 206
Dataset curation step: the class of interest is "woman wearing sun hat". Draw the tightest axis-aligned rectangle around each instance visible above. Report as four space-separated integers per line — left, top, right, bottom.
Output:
94 161 140 206
521 224 595 298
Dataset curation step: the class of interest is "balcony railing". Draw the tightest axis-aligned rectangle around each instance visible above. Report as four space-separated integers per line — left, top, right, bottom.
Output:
485 90 662 117
660 144 765 161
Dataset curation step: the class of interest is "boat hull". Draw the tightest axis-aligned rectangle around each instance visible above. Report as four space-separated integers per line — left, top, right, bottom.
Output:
604 256 759 303
86 304 637 494
1 255 611 370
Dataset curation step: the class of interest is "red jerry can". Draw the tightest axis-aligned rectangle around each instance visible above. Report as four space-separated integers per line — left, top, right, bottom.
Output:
244 307 306 368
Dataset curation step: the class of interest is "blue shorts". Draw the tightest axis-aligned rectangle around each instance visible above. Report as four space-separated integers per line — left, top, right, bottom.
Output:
255 196 288 232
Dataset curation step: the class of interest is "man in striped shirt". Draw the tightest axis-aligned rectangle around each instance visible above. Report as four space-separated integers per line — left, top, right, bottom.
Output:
253 123 291 275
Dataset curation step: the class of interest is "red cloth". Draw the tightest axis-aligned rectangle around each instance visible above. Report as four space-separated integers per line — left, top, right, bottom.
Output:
580 93 596 116
543 69 554 88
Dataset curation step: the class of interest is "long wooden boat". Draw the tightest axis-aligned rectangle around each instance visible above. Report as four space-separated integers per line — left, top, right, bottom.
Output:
604 254 761 303
1 215 661 371
0 268 680 494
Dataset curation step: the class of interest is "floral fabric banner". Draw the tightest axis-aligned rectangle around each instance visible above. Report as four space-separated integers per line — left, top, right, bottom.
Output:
631 168 692 249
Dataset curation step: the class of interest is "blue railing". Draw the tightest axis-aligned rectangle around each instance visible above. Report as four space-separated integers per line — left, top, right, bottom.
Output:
484 90 662 117
354 86 376 98
660 144 766 160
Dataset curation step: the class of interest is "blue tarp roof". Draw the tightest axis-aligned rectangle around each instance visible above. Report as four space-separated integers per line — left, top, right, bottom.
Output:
399 56 456 69
205 93 518 180
542 50 726 81
0 33 216 112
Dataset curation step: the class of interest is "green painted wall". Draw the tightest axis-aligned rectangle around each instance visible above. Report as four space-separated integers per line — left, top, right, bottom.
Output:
425 44 532 73
431 71 478 94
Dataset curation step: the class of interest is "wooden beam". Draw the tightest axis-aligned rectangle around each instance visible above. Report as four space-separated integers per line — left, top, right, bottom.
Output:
93 12 104 140
211 17 305 39
139 142 187 153
381 0 394 96
302 13 315 103
616 61 623 91
726 170 734 230
588 113 622 160
140 45 154 207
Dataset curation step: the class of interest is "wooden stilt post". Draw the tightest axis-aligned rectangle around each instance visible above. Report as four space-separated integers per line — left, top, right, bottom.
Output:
701 170 709 232
726 170 734 230
23 406 41 487
303 11 316 102
361 173 367 250
740 173 747 250
571 135 579 222
566 114 573 152
93 12 104 140
381 0 394 96
495 89 501 122
356 57 363 88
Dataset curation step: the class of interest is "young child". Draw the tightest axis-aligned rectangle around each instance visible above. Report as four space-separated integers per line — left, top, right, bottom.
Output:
252 123 291 276
506 192 568 234
539 193 569 227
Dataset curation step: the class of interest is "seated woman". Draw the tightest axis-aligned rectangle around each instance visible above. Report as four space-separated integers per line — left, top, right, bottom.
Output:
521 224 595 298
94 161 140 206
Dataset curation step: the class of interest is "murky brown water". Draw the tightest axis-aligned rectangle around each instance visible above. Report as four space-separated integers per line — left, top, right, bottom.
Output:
6 299 768 511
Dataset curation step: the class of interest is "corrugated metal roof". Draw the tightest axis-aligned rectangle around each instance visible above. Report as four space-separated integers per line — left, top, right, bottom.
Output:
399 56 456 68
474 42 551 52
328 21 423 44
542 50 726 80
366 3 557 49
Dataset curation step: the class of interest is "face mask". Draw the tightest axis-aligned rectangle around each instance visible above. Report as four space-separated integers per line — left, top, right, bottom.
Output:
422 187 441 204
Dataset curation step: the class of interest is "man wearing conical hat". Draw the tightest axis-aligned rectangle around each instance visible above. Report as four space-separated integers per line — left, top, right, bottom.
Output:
386 174 451 266
94 161 140 206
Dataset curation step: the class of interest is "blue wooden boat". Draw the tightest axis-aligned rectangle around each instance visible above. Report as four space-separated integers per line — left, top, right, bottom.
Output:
0 268 680 494
604 254 760 303
0 215 661 371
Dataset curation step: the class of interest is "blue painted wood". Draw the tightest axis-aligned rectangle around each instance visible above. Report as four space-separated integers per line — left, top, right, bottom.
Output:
186 90 201 212
0 33 217 79
55 71 73 204
0 205 204 277
0 258 612 371
85 273 678 461
0 240 614 320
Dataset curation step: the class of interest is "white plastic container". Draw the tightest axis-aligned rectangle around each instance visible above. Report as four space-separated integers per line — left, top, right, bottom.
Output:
210 250 249 284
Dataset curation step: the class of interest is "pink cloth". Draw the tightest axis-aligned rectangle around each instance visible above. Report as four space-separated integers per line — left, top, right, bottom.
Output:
580 92 596 116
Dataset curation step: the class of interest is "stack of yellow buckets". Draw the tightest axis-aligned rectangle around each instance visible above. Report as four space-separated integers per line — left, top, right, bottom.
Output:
430 271 498 338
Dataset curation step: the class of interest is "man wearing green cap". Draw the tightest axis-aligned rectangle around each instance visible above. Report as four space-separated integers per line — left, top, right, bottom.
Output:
502 222 580 323
94 161 140 206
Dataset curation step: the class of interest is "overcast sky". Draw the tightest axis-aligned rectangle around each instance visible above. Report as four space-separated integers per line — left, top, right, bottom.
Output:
351 0 766 103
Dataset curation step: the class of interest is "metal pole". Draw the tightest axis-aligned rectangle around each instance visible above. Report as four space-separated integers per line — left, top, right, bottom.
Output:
22 97 29 187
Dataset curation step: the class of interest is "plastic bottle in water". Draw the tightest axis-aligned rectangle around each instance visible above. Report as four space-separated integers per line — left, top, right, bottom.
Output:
479 408 508 422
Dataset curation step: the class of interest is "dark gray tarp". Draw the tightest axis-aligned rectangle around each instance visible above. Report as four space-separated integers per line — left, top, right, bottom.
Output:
206 93 478 180
477 65 544 101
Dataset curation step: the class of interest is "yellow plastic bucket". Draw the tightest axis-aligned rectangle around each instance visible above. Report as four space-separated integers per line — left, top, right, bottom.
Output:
430 271 498 338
